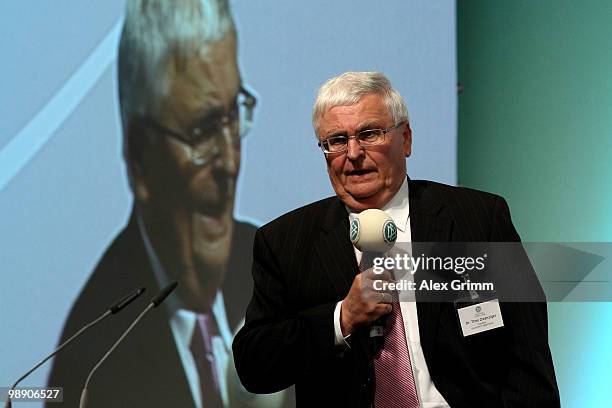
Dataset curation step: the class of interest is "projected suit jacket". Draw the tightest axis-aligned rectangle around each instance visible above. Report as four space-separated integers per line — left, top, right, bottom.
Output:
233 179 561 408
46 213 256 407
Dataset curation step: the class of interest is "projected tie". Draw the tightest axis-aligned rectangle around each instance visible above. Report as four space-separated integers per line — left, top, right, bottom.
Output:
190 313 223 408
359 252 419 408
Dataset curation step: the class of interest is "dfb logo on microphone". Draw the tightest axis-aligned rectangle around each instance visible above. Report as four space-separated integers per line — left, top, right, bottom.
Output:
350 219 360 243
382 220 397 244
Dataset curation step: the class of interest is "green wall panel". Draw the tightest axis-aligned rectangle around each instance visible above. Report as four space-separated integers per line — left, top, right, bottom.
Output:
458 1 612 406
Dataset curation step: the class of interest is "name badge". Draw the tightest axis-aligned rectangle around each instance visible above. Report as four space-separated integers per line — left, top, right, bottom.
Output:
456 299 504 337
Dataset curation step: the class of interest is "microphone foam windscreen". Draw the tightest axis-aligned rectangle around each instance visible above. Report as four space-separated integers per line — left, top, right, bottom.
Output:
350 209 397 252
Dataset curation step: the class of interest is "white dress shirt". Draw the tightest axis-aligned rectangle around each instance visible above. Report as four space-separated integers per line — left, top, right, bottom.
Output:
333 178 450 407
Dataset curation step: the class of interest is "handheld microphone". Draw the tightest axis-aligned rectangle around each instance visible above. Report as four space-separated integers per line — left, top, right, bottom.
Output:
2 287 146 408
79 281 177 408
350 209 397 343
350 208 397 253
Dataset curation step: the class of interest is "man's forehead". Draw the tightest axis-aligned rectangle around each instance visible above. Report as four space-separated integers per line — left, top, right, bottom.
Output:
169 35 238 86
321 95 391 128
329 93 388 113
156 37 240 126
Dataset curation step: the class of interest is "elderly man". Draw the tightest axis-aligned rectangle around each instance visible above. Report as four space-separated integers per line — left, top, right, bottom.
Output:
46 1 289 407
233 71 560 407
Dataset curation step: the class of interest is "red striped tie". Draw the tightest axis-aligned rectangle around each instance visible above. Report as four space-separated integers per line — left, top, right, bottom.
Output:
373 303 419 407
190 313 224 408
359 251 419 408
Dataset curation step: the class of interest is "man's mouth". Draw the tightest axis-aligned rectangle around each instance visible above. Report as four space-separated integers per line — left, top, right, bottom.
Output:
194 199 232 238
346 169 375 177
194 196 228 218
190 170 234 217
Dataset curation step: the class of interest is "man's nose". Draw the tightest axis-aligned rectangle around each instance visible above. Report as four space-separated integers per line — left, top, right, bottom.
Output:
214 127 239 175
346 137 365 161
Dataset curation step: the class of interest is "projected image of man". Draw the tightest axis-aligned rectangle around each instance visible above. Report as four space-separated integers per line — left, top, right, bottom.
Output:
47 1 288 407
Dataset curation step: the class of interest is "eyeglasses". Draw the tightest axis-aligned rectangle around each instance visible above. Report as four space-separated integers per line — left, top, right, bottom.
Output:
317 122 404 154
141 86 257 165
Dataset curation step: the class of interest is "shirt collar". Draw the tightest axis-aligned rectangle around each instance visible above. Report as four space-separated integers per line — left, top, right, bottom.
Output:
346 176 410 232
171 292 234 352
382 177 410 232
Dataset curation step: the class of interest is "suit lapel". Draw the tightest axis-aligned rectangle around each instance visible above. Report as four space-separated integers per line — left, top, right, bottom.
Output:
222 222 256 331
409 180 452 242
409 180 453 360
314 198 359 298
132 310 197 406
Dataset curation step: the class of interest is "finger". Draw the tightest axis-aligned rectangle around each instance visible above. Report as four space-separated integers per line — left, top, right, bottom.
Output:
361 289 380 304
361 285 395 303
362 274 395 291
379 270 395 281
372 303 393 319
363 268 394 281
378 291 396 304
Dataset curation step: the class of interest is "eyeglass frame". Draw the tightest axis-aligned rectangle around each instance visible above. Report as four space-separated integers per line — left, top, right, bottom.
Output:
317 121 406 154
138 85 257 165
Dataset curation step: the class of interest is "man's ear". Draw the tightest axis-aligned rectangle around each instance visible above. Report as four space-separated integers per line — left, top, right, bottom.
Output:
402 122 412 157
125 122 150 204
129 159 150 204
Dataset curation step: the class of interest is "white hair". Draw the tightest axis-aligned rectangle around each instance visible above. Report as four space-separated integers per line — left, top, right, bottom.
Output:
118 0 235 128
312 71 409 136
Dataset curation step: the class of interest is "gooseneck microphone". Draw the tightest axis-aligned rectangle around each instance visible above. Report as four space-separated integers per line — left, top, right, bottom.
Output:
109 287 147 314
3 287 146 408
79 281 178 408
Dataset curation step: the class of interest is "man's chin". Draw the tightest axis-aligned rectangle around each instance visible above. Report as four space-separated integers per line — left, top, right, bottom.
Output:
192 208 234 266
344 178 382 195
340 195 375 212
342 189 388 211
194 211 230 238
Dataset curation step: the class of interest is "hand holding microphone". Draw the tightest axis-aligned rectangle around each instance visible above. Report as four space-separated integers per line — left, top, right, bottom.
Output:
340 209 397 337
340 267 394 336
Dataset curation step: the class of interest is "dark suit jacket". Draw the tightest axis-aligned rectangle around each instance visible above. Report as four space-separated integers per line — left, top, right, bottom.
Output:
46 212 256 407
233 180 560 407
